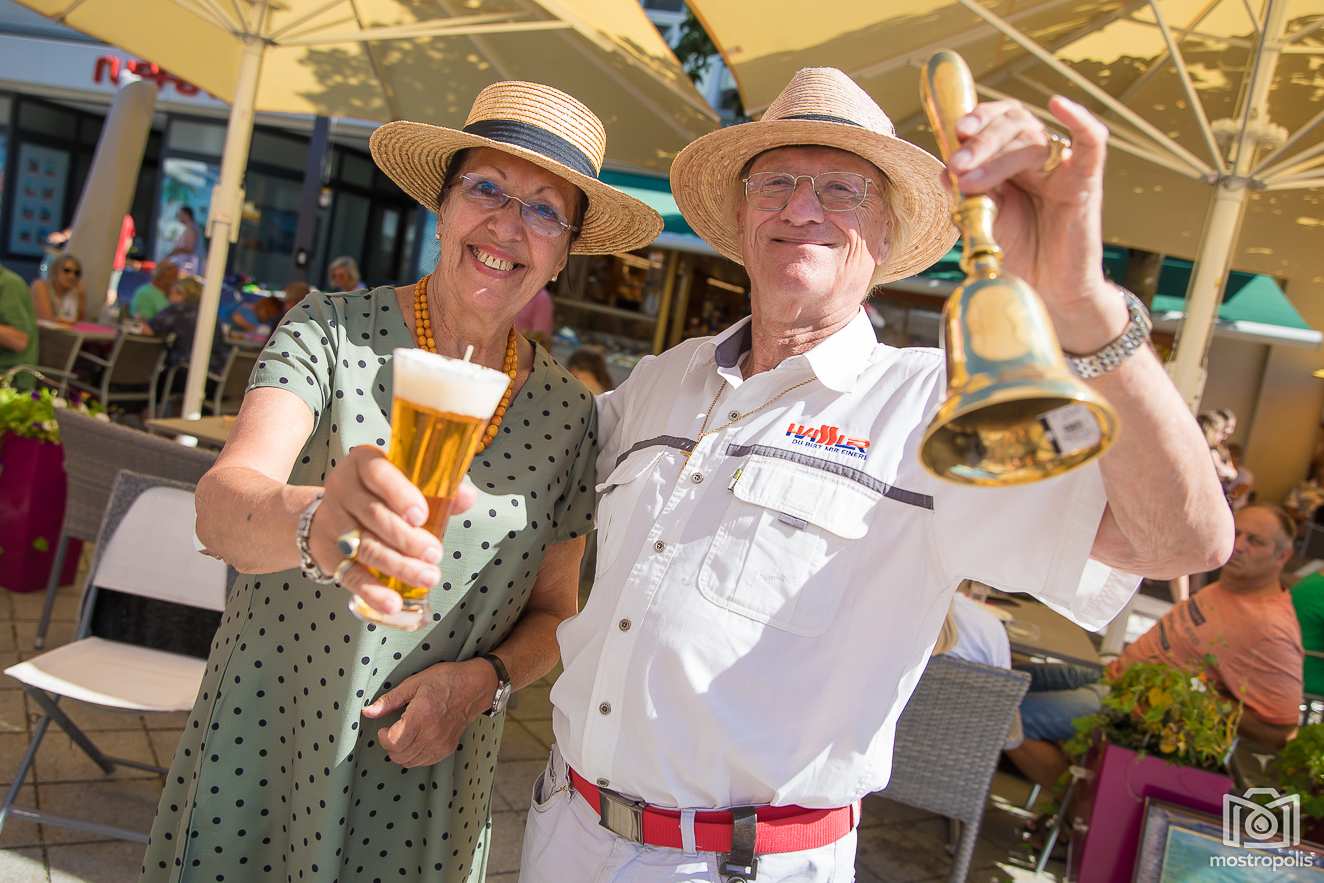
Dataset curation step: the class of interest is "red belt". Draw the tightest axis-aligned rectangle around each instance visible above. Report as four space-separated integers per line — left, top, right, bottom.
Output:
568 767 858 855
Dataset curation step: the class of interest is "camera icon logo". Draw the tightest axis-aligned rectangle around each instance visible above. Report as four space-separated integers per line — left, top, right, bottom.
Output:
1223 787 1301 850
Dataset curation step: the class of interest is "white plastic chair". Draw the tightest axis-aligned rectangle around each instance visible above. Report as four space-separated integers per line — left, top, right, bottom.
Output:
0 470 227 843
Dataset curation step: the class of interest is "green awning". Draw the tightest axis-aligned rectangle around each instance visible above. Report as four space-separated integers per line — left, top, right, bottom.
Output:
598 169 716 255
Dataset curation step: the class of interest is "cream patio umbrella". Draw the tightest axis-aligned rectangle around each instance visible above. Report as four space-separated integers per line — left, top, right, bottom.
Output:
18 0 717 418
688 0 1324 407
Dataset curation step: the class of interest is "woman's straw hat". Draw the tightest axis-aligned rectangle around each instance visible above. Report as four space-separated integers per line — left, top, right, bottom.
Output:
670 68 958 285
371 82 662 255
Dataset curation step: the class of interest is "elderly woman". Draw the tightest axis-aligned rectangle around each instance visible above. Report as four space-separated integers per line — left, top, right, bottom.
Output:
30 253 85 322
140 82 661 882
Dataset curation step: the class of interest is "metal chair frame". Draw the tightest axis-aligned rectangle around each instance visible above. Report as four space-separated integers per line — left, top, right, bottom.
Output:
67 329 167 415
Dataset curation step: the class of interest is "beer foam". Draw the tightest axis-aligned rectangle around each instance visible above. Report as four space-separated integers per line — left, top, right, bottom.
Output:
392 348 511 418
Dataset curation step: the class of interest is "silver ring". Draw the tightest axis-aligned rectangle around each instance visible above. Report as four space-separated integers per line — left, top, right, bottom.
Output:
336 528 363 560
333 556 357 585
1042 132 1071 174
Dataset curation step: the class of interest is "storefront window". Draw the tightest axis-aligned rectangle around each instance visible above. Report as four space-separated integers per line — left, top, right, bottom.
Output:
7 142 70 256
0 131 8 225
156 157 218 271
324 192 368 287
166 119 225 157
413 211 438 279
233 170 301 287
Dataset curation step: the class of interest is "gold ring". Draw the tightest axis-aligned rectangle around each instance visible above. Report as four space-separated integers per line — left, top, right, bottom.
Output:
333 557 357 585
1042 132 1071 174
336 528 363 560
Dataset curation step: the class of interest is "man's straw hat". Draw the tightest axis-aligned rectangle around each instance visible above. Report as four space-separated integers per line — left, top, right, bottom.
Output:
371 81 662 255
671 68 958 285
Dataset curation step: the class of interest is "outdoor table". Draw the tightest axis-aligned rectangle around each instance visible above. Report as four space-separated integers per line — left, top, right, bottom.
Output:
36 319 118 342
988 592 1104 670
224 332 268 350
145 416 234 449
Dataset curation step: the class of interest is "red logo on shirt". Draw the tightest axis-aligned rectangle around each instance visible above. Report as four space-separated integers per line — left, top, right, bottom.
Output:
785 422 871 458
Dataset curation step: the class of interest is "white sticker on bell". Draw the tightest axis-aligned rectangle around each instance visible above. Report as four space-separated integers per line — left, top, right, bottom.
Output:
1042 404 1102 455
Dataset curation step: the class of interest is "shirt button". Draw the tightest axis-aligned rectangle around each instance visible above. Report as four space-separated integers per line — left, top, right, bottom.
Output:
728 410 740 420
599 702 612 715
653 540 666 553
691 472 704 484
618 618 632 632
596 777 610 788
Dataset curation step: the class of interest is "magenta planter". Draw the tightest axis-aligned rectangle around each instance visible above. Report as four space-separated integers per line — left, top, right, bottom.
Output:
0 433 82 593
1070 742 1233 883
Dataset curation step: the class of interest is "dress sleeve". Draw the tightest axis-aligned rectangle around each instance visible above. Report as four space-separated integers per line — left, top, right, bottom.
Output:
247 292 339 421
551 402 599 544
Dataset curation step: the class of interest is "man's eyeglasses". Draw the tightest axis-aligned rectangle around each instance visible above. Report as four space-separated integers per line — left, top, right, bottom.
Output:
743 171 872 213
457 175 579 239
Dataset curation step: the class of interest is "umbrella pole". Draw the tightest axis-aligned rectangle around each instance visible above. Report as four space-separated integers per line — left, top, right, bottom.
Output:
1165 0 1290 410
181 35 265 419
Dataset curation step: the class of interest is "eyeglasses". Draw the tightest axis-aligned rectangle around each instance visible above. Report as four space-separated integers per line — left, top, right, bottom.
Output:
62 266 82 277
456 175 579 238
743 171 872 213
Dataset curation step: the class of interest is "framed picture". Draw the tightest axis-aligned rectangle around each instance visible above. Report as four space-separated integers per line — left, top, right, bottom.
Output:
1133 797 1324 882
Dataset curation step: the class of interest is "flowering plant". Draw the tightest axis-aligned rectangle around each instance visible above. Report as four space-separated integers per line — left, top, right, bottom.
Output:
0 369 106 444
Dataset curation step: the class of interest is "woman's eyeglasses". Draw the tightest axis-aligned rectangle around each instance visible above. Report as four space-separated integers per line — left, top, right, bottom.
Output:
743 171 872 213
61 266 82 277
457 175 579 238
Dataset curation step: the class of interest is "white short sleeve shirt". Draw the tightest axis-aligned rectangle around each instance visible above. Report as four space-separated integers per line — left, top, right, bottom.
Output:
550 309 1138 811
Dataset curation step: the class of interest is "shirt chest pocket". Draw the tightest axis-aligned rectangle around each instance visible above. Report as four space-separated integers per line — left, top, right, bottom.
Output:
594 449 666 578
697 455 881 637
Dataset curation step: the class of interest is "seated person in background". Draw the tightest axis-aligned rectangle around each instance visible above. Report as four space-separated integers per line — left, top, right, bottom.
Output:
228 295 283 337
1008 504 1303 788
326 255 361 292
943 581 1024 750
1285 461 1324 528
0 261 38 388
143 276 228 377
30 254 87 322
281 281 311 315
1226 442 1254 511
566 345 615 394
130 260 179 321
1291 572 1324 698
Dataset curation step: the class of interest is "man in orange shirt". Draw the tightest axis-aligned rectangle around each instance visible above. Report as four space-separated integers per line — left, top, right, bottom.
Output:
1011 505 1303 787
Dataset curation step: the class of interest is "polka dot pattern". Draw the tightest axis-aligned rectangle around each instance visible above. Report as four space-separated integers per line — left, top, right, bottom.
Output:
141 287 599 882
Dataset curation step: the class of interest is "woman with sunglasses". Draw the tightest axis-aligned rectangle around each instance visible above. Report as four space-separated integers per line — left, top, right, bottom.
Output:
141 82 661 882
30 254 86 322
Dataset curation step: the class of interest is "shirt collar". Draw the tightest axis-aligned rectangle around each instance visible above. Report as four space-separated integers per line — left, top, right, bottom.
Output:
687 308 879 394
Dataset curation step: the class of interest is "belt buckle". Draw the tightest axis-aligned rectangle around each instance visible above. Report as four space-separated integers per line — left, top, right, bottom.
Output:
597 788 645 843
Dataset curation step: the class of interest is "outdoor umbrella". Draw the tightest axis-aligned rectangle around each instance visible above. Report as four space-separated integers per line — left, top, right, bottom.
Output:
18 0 717 417
687 0 1324 405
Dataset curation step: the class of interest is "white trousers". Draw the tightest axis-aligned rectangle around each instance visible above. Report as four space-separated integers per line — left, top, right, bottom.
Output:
518 747 857 883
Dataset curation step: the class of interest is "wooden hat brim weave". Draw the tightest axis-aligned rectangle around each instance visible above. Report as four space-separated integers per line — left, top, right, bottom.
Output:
670 119 958 285
371 121 662 256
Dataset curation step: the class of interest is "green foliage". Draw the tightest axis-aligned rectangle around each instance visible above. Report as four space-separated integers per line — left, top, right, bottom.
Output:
0 370 106 445
1273 724 1324 820
673 10 719 84
1064 662 1241 773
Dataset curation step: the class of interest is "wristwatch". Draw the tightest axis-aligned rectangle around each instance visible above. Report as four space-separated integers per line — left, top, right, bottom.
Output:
296 494 337 584
479 653 513 717
1064 286 1152 379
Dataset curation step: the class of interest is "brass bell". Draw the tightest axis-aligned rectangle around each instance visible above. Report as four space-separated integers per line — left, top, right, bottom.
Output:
918 50 1118 486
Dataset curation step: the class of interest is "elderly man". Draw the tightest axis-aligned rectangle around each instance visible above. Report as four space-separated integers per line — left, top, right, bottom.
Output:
518 68 1230 883
327 255 362 292
1011 504 1304 789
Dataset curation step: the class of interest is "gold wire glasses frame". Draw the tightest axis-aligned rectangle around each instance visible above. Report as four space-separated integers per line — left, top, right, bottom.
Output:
457 174 580 238
742 171 872 213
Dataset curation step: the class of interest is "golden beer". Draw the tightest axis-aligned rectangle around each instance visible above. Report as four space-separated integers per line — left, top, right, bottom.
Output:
349 348 511 631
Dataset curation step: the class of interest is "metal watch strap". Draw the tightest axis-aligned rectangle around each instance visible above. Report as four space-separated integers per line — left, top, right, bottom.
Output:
296 493 337 584
1064 287 1153 379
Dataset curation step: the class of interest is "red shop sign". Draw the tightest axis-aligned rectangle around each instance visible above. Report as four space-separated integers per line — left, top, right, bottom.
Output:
93 55 202 96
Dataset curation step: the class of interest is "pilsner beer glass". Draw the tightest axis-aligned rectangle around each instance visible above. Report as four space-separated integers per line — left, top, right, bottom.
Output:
348 347 511 631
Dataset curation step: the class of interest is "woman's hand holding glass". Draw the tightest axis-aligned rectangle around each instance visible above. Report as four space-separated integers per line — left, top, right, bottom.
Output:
308 445 476 616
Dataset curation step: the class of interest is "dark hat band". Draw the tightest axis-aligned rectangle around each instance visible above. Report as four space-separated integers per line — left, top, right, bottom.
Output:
779 113 863 127
462 119 598 179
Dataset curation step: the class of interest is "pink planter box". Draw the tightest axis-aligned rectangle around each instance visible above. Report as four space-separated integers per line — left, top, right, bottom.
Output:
0 433 82 593
1070 742 1233 883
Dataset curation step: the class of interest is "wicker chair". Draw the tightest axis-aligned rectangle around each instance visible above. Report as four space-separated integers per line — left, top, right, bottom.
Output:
880 656 1031 883
33 410 217 649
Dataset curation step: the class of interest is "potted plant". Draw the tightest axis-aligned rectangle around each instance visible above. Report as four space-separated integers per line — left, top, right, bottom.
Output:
1269 723 1324 845
0 369 105 593
1061 662 1240 883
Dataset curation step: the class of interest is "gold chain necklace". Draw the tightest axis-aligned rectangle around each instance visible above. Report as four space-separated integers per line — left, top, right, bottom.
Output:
685 373 817 459
412 274 518 453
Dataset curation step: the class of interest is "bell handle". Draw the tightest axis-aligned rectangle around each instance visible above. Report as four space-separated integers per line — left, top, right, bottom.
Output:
921 50 979 199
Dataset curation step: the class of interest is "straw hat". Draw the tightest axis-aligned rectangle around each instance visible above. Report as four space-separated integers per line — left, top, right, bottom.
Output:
670 68 958 285
370 81 662 255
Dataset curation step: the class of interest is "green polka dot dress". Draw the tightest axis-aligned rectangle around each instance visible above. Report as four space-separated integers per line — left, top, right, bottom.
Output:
140 287 597 883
